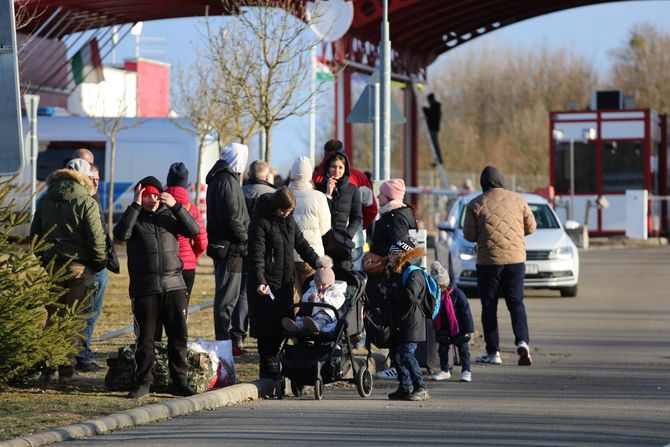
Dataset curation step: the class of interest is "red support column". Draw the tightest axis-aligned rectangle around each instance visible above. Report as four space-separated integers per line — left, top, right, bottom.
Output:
660 114 668 234
343 67 353 161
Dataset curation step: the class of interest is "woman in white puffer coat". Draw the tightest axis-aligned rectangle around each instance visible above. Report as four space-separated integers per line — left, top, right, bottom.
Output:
289 156 332 302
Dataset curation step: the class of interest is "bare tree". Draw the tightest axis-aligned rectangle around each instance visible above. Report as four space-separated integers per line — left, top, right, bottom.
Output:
93 101 143 233
609 23 670 114
427 44 596 177
206 0 326 164
14 0 43 32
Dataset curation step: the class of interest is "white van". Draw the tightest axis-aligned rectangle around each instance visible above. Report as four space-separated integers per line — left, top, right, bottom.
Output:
5 116 219 234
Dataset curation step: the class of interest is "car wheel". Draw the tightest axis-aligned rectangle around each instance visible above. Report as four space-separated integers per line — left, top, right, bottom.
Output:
560 285 578 297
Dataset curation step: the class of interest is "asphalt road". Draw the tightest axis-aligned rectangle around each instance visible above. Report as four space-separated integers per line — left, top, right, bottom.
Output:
72 247 670 446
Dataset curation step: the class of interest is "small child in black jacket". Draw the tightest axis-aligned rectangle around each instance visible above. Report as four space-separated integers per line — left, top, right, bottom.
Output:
429 261 474 382
385 238 429 401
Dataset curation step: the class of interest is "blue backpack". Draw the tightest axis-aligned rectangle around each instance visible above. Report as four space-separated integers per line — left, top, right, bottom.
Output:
401 265 440 320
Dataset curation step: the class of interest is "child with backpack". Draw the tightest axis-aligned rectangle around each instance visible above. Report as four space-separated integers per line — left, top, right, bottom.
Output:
429 261 475 382
384 238 430 401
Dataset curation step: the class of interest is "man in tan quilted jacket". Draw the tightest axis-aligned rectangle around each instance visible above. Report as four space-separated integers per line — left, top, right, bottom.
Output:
463 166 537 366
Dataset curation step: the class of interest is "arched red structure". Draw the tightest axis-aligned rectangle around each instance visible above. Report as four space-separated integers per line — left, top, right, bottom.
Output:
17 0 623 184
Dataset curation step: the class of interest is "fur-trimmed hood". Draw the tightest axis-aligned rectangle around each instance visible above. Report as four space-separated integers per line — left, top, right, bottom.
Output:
46 168 95 200
391 247 426 273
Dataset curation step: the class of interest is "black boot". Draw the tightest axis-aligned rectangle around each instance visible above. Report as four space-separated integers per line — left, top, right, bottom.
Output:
170 380 197 397
128 383 151 400
259 357 281 380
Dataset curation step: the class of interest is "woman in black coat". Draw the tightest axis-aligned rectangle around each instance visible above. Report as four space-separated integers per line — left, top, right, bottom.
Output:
113 176 200 399
247 187 327 379
316 152 362 270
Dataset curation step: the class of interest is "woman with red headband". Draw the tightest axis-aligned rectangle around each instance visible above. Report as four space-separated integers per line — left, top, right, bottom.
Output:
114 175 200 400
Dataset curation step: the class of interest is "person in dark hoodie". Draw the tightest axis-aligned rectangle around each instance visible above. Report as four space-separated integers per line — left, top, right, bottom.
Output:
247 187 330 380
316 151 362 270
384 238 429 401
205 143 250 342
463 165 537 367
31 158 107 386
113 176 200 399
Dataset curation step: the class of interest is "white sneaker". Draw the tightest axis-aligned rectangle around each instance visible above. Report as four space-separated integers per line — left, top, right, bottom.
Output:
460 370 472 382
375 367 397 380
431 370 451 381
476 351 502 364
517 341 533 366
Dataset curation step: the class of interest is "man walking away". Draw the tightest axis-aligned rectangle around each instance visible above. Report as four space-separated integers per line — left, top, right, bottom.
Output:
463 166 536 366
231 160 276 355
206 143 250 341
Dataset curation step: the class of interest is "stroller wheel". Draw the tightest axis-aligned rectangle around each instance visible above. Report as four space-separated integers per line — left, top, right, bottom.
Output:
275 378 286 400
356 367 373 398
291 381 306 397
314 378 323 400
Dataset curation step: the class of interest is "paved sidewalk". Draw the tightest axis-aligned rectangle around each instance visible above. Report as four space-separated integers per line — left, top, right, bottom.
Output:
588 236 668 249
0 380 275 447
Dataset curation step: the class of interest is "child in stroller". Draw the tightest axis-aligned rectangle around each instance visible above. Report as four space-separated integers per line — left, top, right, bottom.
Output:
276 269 372 400
281 267 346 334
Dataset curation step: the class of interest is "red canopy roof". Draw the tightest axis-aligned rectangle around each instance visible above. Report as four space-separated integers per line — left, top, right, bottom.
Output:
18 0 617 69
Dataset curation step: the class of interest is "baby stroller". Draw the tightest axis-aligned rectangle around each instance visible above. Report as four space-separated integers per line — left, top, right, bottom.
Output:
276 269 373 400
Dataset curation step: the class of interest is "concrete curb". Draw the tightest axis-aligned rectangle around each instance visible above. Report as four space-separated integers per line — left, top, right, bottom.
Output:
0 380 275 447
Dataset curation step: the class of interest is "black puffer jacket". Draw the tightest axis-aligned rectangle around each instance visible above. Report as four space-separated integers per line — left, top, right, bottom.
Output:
370 206 416 256
388 267 427 343
248 194 321 338
316 152 362 239
113 202 200 297
248 195 320 290
206 160 250 257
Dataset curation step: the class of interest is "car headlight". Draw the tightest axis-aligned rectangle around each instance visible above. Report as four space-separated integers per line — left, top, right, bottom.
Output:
549 246 574 260
459 246 476 261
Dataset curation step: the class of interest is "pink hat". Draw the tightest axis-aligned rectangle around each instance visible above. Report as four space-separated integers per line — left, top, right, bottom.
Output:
380 178 406 201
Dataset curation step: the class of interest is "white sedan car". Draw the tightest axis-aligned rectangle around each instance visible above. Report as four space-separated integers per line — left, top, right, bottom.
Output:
436 193 580 297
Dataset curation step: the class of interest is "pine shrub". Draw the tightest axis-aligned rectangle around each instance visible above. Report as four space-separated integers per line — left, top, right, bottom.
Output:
0 180 87 387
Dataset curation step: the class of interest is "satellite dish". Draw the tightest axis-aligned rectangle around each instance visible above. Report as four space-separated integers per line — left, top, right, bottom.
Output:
305 0 354 42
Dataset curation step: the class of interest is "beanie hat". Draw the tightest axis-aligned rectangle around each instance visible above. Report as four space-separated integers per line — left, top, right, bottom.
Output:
138 175 163 196
480 165 504 192
389 237 417 255
323 139 344 154
66 158 91 177
380 178 406 201
315 267 335 287
269 187 296 211
291 156 313 183
430 261 450 287
167 162 189 187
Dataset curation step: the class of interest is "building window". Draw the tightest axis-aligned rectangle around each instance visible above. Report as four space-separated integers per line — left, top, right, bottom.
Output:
553 141 597 193
602 141 643 192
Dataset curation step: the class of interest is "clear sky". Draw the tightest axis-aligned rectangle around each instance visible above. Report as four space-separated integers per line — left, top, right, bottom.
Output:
109 0 670 173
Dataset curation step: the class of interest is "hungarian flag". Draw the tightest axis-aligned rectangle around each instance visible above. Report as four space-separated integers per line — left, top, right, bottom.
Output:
315 55 335 82
70 38 104 85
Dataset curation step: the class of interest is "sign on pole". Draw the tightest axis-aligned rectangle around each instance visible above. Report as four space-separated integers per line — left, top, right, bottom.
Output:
0 0 25 175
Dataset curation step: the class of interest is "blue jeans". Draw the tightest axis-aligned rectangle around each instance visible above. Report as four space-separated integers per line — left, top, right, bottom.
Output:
76 268 108 364
477 263 529 354
395 342 425 392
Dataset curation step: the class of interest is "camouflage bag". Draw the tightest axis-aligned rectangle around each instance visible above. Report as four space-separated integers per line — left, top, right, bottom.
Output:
105 342 215 393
